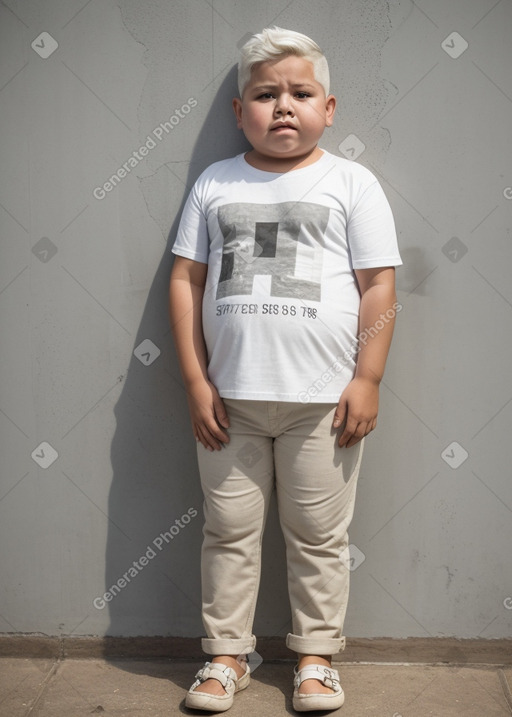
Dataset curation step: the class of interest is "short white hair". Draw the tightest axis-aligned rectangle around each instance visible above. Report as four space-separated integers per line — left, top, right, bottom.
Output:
237 26 330 97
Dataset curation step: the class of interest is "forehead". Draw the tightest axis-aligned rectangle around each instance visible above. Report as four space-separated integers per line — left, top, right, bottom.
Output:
248 55 317 85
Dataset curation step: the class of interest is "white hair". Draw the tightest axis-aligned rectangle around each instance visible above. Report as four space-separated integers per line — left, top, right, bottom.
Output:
237 26 330 97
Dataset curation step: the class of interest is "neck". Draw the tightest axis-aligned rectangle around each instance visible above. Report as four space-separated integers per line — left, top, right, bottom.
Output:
244 146 324 172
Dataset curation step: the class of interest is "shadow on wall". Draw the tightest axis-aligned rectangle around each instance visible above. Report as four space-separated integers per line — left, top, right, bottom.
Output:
104 66 290 655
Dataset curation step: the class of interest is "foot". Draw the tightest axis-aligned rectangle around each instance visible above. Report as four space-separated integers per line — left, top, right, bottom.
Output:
293 657 344 712
297 655 335 695
190 655 247 697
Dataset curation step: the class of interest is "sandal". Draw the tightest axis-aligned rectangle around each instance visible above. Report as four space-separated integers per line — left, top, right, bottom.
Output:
292 663 345 712
185 659 250 712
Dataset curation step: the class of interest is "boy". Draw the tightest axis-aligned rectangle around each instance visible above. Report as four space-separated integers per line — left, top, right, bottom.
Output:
169 26 402 713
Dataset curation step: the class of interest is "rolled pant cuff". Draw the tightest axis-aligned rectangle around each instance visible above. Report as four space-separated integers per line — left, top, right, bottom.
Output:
201 635 257 655
286 633 346 656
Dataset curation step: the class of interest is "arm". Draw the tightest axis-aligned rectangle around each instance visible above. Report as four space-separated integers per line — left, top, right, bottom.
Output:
169 255 230 451
334 266 398 448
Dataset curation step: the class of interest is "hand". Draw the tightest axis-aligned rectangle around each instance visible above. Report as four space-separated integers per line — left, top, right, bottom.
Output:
333 377 379 448
185 378 230 451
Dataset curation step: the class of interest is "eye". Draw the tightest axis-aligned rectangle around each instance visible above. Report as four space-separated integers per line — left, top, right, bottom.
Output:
257 92 275 100
295 92 310 99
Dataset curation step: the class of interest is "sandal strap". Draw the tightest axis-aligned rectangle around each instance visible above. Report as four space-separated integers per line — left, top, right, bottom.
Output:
194 662 237 688
294 664 340 689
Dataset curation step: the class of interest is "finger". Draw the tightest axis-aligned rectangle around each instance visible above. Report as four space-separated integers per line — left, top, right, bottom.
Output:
346 433 364 448
193 406 230 446
208 420 230 445
337 418 358 447
195 426 213 451
339 416 373 447
344 427 364 448
332 402 346 429
213 396 230 430
194 417 225 450
347 422 372 447
203 414 231 449
197 424 223 452
192 421 207 449
361 418 377 437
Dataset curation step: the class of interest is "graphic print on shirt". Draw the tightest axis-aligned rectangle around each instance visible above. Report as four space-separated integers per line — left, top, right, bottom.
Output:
215 202 329 301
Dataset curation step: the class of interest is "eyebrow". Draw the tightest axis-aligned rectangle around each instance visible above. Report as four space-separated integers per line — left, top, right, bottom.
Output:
251 83 317 92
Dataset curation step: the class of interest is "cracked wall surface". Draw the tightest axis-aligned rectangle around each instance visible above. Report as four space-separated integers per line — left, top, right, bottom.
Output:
0 0 511 641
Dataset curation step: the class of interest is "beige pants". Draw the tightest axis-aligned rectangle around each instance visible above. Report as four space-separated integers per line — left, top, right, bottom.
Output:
196 399 364 657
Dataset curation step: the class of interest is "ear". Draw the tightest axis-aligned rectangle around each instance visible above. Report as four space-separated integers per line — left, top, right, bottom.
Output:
324 94 336 127
232 97 243 129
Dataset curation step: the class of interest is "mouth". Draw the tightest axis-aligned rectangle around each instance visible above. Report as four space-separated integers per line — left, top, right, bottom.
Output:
270 123 297 131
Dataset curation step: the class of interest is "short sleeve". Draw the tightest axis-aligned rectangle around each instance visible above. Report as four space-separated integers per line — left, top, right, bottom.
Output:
171 181 209 264
347 179 402 269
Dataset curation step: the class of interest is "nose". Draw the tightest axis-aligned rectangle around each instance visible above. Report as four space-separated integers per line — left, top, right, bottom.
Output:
274 93 294 116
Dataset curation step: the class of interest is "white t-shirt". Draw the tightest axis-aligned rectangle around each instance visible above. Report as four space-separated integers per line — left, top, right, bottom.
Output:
172 150 402 403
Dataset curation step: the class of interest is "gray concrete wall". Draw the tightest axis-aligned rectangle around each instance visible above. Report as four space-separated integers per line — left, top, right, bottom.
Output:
1 0 511 641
